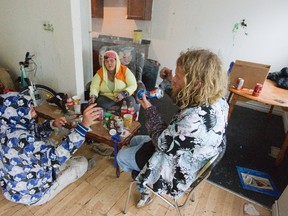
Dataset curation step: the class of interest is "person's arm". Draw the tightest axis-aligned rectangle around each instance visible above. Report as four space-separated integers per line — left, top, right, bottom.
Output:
159 67 173 96
89 73 101 99
37 104 100 167
33 120 55 140
33 117 67 140
137 93 167 147
123 68 137 96
144 106 167 148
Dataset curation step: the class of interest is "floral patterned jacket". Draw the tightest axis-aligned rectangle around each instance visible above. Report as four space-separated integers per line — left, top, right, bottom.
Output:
137 96 228 199
0 92 88 205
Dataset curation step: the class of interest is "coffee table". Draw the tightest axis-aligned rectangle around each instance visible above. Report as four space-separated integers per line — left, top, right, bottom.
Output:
35 103 141 177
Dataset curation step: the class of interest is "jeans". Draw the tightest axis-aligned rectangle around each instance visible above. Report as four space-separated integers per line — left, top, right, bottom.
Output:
117 135 151 173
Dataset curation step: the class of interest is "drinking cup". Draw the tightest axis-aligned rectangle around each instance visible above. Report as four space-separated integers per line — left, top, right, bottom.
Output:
123 114 133 128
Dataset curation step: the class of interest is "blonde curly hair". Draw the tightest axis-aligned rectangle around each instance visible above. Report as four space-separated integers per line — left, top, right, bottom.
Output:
175 49 228 109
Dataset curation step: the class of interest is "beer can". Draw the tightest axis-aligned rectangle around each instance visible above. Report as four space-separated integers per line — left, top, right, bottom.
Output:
114 116 124 133
252 83 263 97
96 107 104 120
236 78 244 90
137 88 164 100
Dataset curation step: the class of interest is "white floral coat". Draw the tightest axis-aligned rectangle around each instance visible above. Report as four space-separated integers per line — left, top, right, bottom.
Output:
137 97 228 199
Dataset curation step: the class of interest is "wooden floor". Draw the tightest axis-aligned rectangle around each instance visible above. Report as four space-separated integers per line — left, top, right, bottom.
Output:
0 143 272 216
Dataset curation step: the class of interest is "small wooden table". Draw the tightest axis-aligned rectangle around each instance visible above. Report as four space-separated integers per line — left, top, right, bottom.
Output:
35 104 141 177
228 79 288 166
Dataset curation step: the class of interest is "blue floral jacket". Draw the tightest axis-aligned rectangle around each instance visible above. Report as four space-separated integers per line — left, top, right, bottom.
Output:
0 92 88 205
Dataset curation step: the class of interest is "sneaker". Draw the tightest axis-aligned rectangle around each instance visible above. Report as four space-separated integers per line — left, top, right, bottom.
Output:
136 191 154 208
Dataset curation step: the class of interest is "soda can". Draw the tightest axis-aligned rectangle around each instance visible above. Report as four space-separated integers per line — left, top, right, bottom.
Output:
95 107 104 120
114 116 124 133
137 88 164 100
252 83 263 97
236 78 244 90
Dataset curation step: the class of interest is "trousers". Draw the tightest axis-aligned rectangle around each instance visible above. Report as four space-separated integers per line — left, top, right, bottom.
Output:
32 156 88 205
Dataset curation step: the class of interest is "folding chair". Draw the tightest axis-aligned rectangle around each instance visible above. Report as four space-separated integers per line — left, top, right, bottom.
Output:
123 139 226 216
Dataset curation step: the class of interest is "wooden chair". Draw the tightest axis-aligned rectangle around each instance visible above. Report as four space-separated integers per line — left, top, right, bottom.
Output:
123 138 227 216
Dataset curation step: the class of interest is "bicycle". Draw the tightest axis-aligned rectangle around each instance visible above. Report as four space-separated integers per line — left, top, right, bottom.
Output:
18 52 57 106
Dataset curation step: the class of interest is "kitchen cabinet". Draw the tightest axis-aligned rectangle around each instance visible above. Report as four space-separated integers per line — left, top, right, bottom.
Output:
127 0 153 20
91 0 104 18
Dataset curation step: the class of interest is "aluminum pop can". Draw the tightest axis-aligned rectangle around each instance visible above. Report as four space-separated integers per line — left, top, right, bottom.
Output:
95 107 103 120
236 78 244 90
137 88 164 100
252 83 263 97
114 116 124 133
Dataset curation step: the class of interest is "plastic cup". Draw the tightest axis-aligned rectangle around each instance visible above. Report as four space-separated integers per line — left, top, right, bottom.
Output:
74 104 81 114
72 95 81 105
123 114 133 128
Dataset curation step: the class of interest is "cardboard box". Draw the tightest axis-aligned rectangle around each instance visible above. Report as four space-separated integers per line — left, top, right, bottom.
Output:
229 60 271 90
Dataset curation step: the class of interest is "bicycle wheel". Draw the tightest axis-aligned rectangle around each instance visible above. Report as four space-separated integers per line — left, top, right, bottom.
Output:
20 84 57 106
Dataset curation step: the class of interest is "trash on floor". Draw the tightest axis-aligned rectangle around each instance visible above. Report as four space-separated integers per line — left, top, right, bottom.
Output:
243 203 260 216
269 146 280 158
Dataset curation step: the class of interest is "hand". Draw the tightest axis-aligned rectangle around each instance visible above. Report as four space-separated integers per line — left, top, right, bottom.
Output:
160 67 172 80
53 117 68 127
81 103 100 128
89 96 96 104
115 93 124 102
136 93 152 110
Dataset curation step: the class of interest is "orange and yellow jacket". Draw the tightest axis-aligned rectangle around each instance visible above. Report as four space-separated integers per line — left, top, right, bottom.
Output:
90 50 137 101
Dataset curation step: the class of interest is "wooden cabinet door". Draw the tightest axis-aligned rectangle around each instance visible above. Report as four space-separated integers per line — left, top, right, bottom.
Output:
91 0 104 18
127 0 153 20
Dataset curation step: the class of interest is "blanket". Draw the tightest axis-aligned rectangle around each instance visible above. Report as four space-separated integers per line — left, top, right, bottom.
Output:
267 67 288 90
0 67 16 93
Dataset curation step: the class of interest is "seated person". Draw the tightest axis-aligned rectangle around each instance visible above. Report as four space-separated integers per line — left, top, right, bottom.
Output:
89 50 138 113
0 92 100 205
117 49 229 208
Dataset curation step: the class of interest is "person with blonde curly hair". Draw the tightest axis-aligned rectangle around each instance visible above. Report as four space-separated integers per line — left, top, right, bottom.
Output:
117 49 229 208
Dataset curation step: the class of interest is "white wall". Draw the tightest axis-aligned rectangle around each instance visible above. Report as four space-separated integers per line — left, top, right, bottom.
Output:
92 0 288 131
0 0 85 98
0 0 287 102
93 0 288 74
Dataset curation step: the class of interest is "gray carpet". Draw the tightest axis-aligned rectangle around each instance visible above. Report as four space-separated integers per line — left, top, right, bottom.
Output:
137 94 288 208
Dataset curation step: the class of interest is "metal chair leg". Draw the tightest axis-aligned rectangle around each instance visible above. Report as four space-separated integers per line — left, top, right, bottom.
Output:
123 181 136 214
174 200 182 216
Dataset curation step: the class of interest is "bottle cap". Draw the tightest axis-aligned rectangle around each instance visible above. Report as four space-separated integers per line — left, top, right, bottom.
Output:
109 129 117 136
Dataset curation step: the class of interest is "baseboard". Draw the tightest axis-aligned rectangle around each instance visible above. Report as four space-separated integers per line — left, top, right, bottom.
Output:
236 101 288 132
272 201 279 216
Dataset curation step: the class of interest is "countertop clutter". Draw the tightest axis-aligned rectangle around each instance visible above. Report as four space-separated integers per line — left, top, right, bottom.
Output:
92 34 150 46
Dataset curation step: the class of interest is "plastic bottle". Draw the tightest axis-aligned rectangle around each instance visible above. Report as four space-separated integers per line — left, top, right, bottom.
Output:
120 100 128 116
66 98 74 111
137 88 164 100
127 101 135 115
